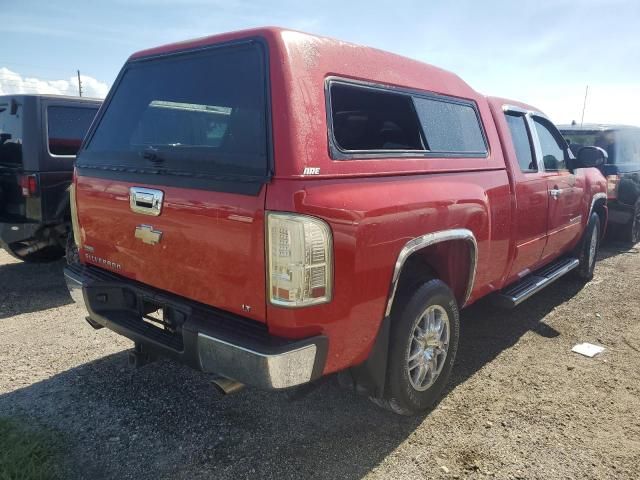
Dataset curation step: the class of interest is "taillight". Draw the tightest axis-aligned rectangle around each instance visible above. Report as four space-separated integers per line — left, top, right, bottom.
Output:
607 175 620 199
267 212 333 307
69 174 82 249
19 174 38 197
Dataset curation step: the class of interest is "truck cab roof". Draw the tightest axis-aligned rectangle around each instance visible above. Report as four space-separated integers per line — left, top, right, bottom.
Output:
486 96 546 117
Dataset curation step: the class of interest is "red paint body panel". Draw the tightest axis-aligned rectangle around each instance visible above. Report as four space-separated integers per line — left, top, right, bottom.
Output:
487 97 606 283
265 172 512 373
74 27 608 378
76 177 267 322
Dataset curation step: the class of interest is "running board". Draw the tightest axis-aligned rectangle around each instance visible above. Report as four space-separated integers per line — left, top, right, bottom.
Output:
494 257 580 309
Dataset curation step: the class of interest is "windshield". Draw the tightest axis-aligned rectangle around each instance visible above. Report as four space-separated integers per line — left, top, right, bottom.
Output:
0 100 23 166
82 41 268 178
562 129 640 165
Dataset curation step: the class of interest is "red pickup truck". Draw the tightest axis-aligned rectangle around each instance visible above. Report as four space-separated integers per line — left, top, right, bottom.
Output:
64 27 607 415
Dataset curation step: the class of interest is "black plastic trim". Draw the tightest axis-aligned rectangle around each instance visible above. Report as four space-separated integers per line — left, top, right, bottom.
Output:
75 165 266 195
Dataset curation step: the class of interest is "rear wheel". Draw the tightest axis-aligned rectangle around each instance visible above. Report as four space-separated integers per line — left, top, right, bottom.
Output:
371 279 460 416
625 200 640 245
575 213 601 281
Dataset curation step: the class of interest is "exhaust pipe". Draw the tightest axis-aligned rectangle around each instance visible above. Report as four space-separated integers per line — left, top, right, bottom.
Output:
13 239 54 257
211 377 245 395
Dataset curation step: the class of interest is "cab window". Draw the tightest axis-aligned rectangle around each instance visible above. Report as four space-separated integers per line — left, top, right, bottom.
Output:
505 112 536 172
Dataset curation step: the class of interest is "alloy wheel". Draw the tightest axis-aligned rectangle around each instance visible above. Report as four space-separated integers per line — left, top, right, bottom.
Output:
406 305 450 391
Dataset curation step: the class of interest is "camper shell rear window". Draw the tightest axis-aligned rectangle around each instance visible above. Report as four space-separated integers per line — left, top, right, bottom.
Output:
79 40 270 191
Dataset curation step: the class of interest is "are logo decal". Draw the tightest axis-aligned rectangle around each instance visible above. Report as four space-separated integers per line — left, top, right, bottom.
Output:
303 167 320 175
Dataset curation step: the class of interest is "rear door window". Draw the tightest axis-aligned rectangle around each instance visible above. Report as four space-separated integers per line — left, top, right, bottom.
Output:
83 42 269 179
0 100 23 166
505 113 537 172
47 106 98 156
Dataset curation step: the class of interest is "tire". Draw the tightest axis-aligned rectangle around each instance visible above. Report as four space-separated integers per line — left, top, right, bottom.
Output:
371 279 460 416
65 235 80 265
575 213 601 281
5 243 65 263
625 200 640 245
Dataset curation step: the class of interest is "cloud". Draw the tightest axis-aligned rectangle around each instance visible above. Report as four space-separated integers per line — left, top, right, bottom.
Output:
0 67 109 98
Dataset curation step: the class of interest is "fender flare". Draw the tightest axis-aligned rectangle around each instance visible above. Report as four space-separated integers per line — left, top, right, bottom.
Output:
385 228 478 316
589 192 607 216
589 192 607 235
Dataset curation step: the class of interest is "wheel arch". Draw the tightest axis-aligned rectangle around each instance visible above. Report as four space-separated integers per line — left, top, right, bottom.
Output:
385 228 478 315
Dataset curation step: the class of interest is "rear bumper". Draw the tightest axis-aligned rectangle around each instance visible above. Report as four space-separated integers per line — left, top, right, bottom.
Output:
63 264 327 390
0 222 40 249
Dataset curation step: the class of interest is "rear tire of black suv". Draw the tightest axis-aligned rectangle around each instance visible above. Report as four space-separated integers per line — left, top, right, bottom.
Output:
65 235 80 265
575 213 601 281
625 200 640 245
371 279 460 416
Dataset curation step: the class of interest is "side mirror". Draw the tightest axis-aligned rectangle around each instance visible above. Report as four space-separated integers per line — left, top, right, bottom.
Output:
575 146 607 168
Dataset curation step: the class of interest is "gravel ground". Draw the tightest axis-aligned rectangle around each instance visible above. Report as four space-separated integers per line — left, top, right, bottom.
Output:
1 241 639 480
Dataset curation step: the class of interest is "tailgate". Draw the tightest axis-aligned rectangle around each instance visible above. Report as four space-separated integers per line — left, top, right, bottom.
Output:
76 176 268 322
73 39 271 322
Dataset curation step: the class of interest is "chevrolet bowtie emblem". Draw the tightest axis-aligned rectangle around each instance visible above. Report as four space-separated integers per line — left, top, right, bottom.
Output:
135 225 163 245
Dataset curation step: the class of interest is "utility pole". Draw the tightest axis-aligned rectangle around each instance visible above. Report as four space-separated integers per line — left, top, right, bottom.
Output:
580 85 589 127
77 69 83 97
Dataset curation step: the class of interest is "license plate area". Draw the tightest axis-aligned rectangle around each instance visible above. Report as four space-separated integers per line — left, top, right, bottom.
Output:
85 284 189 352
141 298 187 336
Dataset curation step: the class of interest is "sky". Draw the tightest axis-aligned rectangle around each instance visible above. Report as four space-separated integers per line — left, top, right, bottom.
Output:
1 0 639 125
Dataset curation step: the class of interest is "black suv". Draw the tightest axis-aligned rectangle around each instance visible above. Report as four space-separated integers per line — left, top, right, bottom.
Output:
0 94 101 261
560 124 640 243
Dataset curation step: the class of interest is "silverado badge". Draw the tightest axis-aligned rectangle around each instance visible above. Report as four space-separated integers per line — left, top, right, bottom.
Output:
135 225 163 245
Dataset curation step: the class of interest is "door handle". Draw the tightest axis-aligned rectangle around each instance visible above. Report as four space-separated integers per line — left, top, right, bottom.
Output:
130 187 164 216
549 188 562 199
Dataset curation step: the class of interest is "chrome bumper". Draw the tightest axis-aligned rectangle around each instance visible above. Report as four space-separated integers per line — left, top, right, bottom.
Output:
64 267 86 305
62 264 327 390
198 334 319 389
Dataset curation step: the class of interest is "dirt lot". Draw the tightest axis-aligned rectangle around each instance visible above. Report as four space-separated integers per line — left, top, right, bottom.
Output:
1 241 639 480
